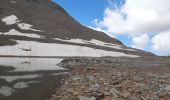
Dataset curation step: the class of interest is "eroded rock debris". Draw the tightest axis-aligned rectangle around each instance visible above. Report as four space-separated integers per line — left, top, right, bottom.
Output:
50 57 170 100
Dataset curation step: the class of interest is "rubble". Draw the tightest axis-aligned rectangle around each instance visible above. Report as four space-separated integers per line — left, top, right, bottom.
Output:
50 57 170 100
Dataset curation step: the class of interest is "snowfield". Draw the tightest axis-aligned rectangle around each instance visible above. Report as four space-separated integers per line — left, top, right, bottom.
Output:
0 15 137 57
0 40 140 57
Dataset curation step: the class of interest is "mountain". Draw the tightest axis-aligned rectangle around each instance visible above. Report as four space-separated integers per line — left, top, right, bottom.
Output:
0 0 155 57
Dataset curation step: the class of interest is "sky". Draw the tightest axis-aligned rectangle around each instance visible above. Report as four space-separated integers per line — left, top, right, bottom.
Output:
53 0 170 56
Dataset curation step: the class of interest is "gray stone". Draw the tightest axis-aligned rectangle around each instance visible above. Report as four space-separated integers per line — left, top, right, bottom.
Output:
133 76 144 81
90 84 101 92
109 87 119 98
159 74 170 79
72 76 81 81
86 75 95 81
165 85 170 91
78 95 96 100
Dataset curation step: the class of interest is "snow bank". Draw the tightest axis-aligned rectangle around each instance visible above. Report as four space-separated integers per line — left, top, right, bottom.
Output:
0 40 139 57
1 15 43 32
54 38 137 51
55 38 88 44
1 15 19 25
10 1 16 3
89 39 123 49
18 23 43 32
0 29 42 38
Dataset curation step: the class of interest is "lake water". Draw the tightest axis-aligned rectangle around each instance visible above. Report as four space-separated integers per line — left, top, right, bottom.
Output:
0 57 68 100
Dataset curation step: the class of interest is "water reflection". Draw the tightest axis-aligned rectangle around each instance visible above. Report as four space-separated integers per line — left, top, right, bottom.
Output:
0 58 65 72
0 57 67 98
0 86 14 97
0 75 41 82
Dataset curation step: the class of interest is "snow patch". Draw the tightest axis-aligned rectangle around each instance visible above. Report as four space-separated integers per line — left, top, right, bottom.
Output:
87 39 137 51
90 39 123 49
90 39 109 45
10 1 16 3
55 38 88 44
2 15 43 32
18 23 43 32
0 40 139 57
0 29 42 38
124 48 137 51
54 38 137 51
51 72 69 76
1 15 19 25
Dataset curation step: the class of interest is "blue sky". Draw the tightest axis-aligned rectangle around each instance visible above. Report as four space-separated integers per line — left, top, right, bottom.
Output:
53 0 170 56
53 0 106 25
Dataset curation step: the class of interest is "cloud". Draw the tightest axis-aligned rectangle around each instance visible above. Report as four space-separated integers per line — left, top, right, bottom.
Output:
152 31 170 55
88 19 116 38
95 0 170 35
132 34 149 50
91 0 170 55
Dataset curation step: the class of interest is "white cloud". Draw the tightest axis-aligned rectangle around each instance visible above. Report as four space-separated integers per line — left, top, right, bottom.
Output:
152 31 170 55
132 34 149 50
95 0 170 35
88 26 116 38
91 0 170 55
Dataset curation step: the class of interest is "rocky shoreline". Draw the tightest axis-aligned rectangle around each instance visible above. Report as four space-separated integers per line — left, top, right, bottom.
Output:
50 57 170 100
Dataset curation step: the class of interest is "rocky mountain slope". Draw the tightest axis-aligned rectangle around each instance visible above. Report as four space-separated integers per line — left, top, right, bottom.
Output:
0 0 155 57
